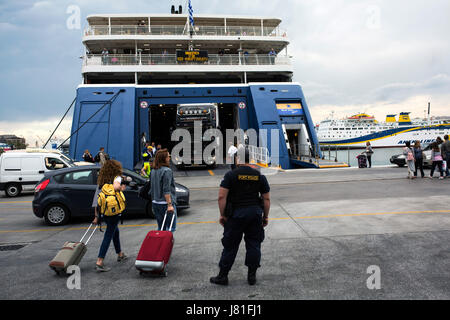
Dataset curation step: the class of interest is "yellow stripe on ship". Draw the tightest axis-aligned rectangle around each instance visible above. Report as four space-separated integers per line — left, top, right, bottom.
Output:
320 126 425 146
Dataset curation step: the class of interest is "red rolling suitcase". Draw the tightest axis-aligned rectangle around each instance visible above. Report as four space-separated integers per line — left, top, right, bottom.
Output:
135 212 175 276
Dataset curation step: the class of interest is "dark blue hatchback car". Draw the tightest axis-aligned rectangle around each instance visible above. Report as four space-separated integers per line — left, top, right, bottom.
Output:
32 165 189 226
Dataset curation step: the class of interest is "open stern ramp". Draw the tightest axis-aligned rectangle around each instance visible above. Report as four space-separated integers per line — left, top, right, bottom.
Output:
69 83 322 170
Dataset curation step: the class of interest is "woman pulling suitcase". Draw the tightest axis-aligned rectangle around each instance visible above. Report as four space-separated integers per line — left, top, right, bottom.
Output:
135 149 177 276
93 159 128 272
149 149 177 232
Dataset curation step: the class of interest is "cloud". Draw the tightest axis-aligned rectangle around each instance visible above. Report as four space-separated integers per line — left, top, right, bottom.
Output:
371 74 450 103
0 117 73 148
0 0 449 145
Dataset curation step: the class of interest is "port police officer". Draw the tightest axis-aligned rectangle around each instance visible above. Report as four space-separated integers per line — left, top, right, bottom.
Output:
210 147 270 286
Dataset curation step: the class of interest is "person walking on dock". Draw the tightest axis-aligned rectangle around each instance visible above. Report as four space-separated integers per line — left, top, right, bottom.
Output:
429 142 444 179
413 141 425 178
364 141 374 168
441 135 450 177
210 147 271 286
403 141 415 179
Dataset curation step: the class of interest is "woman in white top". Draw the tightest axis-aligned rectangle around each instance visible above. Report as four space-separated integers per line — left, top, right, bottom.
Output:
364 141 374 168
403 141 416 179
92 160 128 272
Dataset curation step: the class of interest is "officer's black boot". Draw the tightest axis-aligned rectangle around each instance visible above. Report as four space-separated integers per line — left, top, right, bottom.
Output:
248 267 257 285
210 269 229 286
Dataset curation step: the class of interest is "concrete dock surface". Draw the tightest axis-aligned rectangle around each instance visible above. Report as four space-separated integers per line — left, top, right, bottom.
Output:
0 165 449 300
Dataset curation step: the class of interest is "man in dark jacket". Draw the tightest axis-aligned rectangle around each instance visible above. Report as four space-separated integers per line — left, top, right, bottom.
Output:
441 135 450 177
210 147 270 286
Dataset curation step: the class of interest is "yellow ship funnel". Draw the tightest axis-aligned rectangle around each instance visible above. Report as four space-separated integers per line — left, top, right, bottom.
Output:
398 112 412 125
386 114 396 123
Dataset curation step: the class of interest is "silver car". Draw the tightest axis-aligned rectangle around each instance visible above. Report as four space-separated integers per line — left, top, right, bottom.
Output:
390 144 433 167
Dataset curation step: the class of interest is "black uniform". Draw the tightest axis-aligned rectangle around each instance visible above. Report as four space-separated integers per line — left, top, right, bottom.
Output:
218 165 270 273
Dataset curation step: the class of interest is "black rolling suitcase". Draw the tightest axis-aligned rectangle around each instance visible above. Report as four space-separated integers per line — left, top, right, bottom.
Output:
357 154 367 168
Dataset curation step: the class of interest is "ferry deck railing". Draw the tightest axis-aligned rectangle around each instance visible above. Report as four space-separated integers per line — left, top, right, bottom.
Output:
290 143 343 161
84 25 287 38
83 54 291 66
248 145 270 167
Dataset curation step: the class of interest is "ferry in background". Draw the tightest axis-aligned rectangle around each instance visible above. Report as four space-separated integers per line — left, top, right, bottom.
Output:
316 112 450 148
67 4 325 169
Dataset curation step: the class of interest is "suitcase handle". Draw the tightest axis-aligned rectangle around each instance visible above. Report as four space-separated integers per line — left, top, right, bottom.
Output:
80 223 98 245
160 211 175 232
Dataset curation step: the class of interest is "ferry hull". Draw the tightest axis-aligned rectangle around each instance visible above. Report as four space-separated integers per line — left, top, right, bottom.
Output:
319 125 450 148
68 83 321 170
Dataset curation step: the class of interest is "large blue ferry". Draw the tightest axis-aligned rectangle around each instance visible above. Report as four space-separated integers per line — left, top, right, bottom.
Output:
69 9 322 170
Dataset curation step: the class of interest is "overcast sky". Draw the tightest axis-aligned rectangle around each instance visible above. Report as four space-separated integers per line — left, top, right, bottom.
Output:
0 0 449 146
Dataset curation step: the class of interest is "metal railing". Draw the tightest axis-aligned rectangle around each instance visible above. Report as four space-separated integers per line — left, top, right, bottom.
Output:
84 25 287 38
248 145 270 166
83 54 291 66
289 143 322 161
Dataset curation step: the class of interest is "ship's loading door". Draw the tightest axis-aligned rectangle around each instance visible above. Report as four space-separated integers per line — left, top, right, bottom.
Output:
148 104 177 150
143 100 239 166
283 123 313 159
277 101 314 160
218 103 239 160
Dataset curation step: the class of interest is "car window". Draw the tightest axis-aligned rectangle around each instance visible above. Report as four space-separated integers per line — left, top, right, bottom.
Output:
122 168 146 185
59 154 75 166
45 157 67 170
55 170 95 185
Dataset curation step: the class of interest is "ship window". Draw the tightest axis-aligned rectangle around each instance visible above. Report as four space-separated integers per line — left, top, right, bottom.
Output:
339 128 344 130
333 128 338 130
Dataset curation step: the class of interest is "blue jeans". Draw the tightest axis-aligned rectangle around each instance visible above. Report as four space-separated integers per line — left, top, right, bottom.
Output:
152 203 177 232
445 158 450 176
98 215 121 259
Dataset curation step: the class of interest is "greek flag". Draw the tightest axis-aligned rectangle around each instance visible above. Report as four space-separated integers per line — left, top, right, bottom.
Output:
188 0 194 27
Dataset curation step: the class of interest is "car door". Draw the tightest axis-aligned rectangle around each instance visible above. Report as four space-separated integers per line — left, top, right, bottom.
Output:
20 156 43 191
1 156 21 184
121 172 147 214
56 169 97 216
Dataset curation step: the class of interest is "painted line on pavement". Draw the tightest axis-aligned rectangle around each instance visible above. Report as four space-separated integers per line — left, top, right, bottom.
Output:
1 210 449 234
0 201 32 204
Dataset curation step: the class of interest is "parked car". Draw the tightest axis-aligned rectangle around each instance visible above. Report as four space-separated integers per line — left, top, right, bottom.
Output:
0 149 85 197
390 144 433 168
32 165 189 226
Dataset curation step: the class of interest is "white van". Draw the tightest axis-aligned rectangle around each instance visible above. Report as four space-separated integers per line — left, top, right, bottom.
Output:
0 149 80 197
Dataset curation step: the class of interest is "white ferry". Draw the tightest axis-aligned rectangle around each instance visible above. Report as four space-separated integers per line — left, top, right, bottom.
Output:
67 4 324 169
316 112 450 148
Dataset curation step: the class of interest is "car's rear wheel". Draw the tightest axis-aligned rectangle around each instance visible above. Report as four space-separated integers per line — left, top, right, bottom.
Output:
44 204 70 226
146 202 155 219
5 183 21 197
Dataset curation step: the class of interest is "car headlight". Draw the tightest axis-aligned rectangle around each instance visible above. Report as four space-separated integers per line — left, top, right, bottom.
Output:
175 187 187 193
